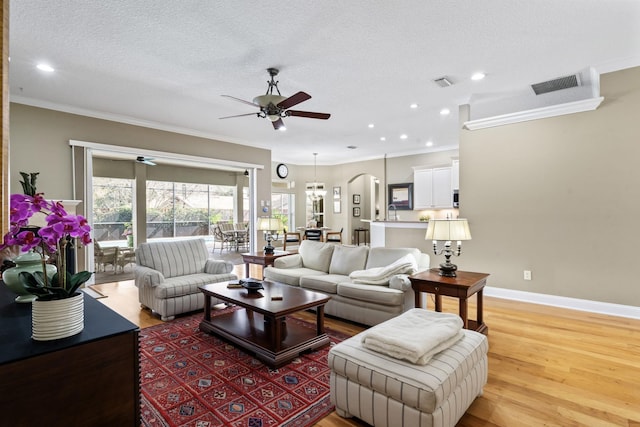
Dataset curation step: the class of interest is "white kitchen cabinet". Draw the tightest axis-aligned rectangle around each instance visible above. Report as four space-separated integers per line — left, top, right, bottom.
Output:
452 159 460 190
413 166 453 209
413 168 433 209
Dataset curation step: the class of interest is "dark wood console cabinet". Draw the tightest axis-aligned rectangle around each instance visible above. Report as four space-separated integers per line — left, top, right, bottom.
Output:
0 284 140 426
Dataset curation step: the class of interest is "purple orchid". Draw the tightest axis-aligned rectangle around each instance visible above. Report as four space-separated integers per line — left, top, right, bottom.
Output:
1 192 93 295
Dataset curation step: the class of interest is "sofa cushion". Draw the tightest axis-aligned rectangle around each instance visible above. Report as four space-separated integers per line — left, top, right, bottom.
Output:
300 274 351 294
154 272 237 298
299 240 335 272
328 245 369 276
264 267 327 287
349 253 418 285
137 239 208 278
336 282 405 306
365 247 421 270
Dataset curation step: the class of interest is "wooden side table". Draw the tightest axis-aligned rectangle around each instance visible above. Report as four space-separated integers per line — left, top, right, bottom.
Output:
409 269 489 335
241 250 292 278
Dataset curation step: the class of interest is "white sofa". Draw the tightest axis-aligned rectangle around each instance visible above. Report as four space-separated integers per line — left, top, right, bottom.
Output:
135 238 237 321
263 240 430 326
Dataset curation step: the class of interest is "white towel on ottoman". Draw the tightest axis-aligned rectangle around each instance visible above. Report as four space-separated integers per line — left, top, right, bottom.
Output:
361 308 464 365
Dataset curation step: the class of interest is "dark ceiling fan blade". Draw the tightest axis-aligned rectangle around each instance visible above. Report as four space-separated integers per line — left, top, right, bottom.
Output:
219 112 261 119
272 118 286 130
277 91 311 109
221 94 261 108
136 156 156 166
286 110 331 120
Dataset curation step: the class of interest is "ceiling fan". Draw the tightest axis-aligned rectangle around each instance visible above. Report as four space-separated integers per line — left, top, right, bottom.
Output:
220 67 331 130
136 156 156 166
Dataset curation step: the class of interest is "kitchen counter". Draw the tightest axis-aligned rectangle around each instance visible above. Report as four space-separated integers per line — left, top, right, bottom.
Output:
370 221 430 249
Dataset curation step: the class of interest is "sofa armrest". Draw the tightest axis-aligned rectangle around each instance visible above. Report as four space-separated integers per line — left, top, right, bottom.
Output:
389 274 412 291
204 259 234 274
273 254 303 268
134 265 165 287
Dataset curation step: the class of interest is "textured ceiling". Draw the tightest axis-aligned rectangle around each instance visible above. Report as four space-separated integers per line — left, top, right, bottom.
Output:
9 0 640 165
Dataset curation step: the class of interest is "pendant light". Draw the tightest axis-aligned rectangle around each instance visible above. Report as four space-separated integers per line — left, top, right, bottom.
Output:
306 153 326 200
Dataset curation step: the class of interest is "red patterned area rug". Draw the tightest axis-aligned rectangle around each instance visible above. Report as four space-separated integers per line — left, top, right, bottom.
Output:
139 306 349 427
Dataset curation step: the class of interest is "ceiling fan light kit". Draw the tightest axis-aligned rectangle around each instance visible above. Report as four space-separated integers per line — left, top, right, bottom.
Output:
220 67 330 130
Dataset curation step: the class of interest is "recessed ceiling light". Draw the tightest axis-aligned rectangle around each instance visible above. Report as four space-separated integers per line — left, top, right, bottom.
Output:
471 72 485 81
410 103 418 109
380 137 386 141
400 134 408 140
426 141 434 147
440 108 450 116
368 123 375 128
279 126 287 132
36 63 55 72
347 145 357 150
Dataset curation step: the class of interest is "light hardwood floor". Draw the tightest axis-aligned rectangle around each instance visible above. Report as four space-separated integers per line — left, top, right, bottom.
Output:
91 264 640 426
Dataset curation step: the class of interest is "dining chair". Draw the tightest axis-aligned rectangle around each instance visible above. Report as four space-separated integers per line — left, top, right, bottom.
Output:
94 241 117 272
282 228 301 251
325 227 343 244
304 229 323 241
115 247 136 273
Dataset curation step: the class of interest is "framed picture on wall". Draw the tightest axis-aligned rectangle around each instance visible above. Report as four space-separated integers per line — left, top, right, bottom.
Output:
388 183 413 210
333 200 341 214
353 207 361 217
333 186 341 199
353 194 360 204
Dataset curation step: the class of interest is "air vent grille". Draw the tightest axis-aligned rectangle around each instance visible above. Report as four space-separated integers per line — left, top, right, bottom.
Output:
531 74 580 95
433 77 453 88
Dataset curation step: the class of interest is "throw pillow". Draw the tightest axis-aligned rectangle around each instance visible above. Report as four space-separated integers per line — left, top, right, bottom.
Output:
329 245 369 275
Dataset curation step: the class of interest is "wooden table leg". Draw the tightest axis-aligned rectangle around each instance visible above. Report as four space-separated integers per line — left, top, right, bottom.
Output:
316 306 325 335
477 289 484 325
204 294 211 321
244 262 250 278
272 316 281 352
459 297 469 329
435 294 443 312
415 291 422 308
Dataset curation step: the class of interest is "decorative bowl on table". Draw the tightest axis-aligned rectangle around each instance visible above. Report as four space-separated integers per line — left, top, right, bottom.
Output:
240 279 264 293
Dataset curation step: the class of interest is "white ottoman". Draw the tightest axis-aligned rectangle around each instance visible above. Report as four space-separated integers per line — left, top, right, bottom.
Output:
328 311 488 427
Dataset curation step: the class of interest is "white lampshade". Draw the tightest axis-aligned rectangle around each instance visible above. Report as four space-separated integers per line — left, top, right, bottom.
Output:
257 217 282 231
425 219 472 241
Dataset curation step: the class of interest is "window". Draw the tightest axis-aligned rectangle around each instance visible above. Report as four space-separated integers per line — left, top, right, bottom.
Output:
272 192 295 232
146 181 237 239
92 177 133 243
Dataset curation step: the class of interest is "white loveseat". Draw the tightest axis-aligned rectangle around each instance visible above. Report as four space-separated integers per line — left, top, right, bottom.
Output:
135 238 237 321
263 240 430 326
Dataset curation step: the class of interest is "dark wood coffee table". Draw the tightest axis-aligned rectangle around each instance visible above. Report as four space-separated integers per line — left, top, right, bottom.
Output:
199 280 331 367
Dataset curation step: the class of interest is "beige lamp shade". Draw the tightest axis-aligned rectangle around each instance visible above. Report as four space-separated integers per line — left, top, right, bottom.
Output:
425 219 472 241
257 217 282 231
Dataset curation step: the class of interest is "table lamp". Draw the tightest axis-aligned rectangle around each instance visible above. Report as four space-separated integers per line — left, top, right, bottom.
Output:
257 217 282 254
425 219 472 277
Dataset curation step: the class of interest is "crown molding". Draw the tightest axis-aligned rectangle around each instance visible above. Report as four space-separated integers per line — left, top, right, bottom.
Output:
462 96 604 130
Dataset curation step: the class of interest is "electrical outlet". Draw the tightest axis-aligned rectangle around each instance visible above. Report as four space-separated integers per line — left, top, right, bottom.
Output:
524 270 532 281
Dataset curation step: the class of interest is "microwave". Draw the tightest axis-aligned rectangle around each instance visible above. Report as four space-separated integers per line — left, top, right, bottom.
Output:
453 190 459 208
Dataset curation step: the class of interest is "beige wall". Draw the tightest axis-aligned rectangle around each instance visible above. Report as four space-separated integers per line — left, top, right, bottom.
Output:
460 66 640 307
270 151 460 242
9 103 271 202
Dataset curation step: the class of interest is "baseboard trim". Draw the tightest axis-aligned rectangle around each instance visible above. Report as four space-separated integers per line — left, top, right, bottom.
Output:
484 286 640 320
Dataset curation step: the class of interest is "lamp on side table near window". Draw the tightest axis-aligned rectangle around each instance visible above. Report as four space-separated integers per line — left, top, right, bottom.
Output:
425 218 472 277
257 217 282 255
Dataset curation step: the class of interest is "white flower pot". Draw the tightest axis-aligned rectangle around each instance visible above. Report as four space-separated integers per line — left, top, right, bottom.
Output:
32 292 84 341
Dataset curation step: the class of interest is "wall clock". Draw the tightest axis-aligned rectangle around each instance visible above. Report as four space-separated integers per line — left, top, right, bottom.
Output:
276 163 289 179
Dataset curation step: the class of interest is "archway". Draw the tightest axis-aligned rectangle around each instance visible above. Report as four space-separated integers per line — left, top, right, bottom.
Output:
346 173 380 245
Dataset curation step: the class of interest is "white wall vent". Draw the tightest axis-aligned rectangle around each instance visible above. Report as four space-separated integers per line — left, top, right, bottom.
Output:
531 74 581 95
